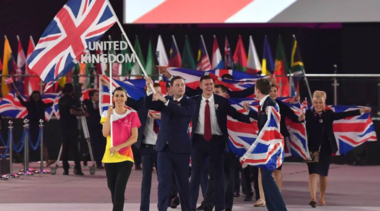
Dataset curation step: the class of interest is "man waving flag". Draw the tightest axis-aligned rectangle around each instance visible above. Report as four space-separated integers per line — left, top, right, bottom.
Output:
27 0 117 90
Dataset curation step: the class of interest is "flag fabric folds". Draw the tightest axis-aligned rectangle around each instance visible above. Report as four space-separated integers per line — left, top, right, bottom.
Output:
290 36 304 96
240 105 285 170
182 36 196 69
169 35 182 67
196 35 211 71
274 36 290 97
27 0 116 90
247 36 261 75
262 36 274 76
156 35 168 67
233 35 247 72
211 36 224 70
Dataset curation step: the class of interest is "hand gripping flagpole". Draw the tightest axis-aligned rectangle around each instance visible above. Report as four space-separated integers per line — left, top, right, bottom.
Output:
105 0 156 94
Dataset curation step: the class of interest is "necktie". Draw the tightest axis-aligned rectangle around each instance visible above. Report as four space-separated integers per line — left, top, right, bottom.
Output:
153 119 159 134
204 100 212 141
94 102 98 110
174 100 179 104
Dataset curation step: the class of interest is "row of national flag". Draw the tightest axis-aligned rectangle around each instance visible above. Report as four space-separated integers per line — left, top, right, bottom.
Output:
1 34 304 97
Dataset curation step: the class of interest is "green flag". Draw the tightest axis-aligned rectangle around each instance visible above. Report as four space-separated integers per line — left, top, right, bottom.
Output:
145 38 156 78
121 35 133 77
131 36 145 76
86 62 95 88
181 35 196 69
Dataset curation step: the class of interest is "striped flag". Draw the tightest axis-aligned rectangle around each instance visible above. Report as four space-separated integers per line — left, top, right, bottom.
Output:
196 35 211 71
211 36 224 70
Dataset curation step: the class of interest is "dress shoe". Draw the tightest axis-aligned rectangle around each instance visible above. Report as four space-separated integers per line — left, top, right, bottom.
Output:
74 169 84 176
196 201 205 210
309 200 316 208
63 170 69 175
233 191 240 197
244 195 253 201
170 196 180 208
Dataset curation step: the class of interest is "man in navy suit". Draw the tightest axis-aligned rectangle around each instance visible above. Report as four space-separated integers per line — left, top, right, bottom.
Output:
190 75 256 211
243 78 287 211
147 76 196 211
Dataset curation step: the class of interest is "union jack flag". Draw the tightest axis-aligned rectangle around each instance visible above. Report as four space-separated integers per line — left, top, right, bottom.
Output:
227 98 259 157
0 91 28 118
42 93 60 121
27 0 116 90
240 105 285 170
279 97 311 160
0 91 55 120
329 106 377 155
53 92 62 119
165 67 262 91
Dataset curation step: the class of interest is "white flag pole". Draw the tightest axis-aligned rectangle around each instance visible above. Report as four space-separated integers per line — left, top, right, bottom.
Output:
106 0 155 93
109 58 114 156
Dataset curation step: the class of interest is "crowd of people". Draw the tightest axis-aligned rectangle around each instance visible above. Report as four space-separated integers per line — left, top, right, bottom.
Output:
11 66 370 211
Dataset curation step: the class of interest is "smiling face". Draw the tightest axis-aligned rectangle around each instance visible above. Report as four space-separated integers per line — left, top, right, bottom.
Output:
113 90 127 108
312 98 325 113
200 78 214 97
269 86 278 100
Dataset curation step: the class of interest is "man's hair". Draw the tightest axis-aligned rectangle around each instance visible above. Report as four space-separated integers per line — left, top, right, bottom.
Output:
62 83 74 94
221 74 233 80
89 90 99 98
170 76 184 86
255 78 272 95
200 75 214 83
214 84 228 93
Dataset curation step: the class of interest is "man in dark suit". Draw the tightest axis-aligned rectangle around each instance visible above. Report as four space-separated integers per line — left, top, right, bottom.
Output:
190 75 255 211
147 76 196 211
200 84 250 211
243 78 287 211
83 90 105 169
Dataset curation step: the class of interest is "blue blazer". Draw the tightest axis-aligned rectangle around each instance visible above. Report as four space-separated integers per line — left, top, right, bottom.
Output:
149 95 196 154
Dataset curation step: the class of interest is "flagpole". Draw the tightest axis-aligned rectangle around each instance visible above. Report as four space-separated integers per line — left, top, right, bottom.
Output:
109 59 114 156
106 0 155 92
292 35 312 101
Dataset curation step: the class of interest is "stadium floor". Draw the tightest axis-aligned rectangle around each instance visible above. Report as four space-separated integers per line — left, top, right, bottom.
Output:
0 162 379 211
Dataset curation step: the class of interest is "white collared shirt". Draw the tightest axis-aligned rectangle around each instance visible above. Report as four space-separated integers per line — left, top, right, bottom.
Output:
142 112 158 145
259 95 270 107
165 96 183 106
195 94 223 135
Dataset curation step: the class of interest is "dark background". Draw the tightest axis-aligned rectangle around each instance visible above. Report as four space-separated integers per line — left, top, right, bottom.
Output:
0 0 379 165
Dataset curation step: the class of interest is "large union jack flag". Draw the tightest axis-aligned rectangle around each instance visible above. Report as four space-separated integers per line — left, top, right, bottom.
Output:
227 98 259 157
27 0 116 89
240 105 285 170
329 105 377 155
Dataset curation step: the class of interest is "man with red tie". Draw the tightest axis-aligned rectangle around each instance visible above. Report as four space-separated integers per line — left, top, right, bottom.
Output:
190 75 256 211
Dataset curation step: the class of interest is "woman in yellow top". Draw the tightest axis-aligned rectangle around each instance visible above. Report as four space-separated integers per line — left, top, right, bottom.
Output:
101 87 141 211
